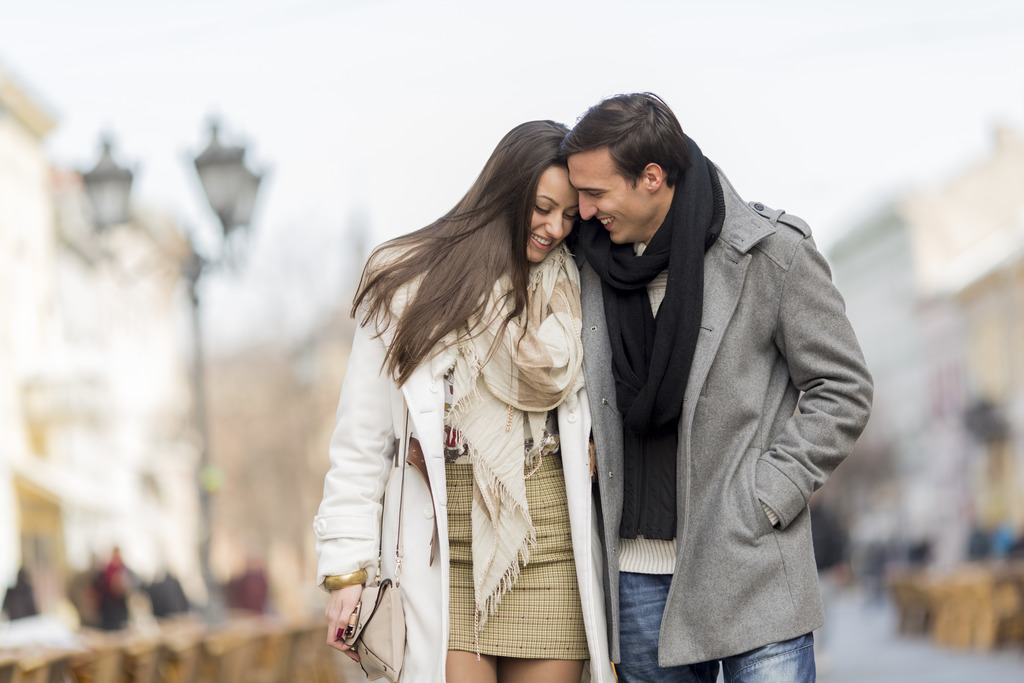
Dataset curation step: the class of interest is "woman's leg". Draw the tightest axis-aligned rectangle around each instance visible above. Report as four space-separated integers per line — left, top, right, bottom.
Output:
498 657 585 683
447 651 499 683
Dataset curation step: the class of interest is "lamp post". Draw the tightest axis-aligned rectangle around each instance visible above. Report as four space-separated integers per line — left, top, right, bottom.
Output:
188 121 264 618
82 123 264 620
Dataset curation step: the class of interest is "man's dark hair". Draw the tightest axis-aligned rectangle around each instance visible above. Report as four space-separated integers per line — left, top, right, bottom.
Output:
562 92 690 187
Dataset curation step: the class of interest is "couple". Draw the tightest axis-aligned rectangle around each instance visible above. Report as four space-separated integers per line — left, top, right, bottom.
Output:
314 93 873 683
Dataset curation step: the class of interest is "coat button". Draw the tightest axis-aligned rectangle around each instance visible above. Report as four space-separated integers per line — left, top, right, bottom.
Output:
590 326 598 332
601 398 609 405
316 519 327 534
568 412 577 423
753 202 764 211
608 471 613 478
424 506 434 519
429 383 439 393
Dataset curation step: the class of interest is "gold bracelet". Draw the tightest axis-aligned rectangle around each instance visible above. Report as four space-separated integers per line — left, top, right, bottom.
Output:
323 569 367 590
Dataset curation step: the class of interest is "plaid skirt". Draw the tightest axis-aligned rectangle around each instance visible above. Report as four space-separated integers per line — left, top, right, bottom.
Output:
446 450 589 659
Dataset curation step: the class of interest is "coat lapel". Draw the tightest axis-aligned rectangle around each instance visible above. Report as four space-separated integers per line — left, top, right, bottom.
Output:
682 243 750 415
681 180 776 426
580 263 621 479
401 365 445 462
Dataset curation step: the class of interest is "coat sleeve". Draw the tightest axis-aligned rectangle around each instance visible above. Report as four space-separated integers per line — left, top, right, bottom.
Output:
313 321 396 588
755 237 873 529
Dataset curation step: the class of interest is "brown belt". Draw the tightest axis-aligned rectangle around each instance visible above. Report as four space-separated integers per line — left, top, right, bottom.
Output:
401 436 438 565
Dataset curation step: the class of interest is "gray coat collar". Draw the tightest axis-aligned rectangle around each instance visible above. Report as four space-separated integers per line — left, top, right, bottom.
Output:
714 164 775 255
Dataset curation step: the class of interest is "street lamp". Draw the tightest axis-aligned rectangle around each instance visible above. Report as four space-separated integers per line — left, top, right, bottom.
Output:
83 122 265 621
193 122 263 238
188 120 264 619
82 138 134 230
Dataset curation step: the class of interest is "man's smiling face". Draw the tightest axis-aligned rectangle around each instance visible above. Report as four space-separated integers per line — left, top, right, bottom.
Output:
568 147 667 245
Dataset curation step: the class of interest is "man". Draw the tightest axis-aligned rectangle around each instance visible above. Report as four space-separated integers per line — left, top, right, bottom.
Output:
563 93 872 682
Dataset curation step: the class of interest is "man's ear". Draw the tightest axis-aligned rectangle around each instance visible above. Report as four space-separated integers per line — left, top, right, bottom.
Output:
640 163 665 193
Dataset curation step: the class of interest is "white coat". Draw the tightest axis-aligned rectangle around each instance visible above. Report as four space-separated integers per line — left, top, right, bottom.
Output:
314 320 615 683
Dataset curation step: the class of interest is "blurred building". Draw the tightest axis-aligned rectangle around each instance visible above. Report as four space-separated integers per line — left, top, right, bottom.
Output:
830 123 1024 568
905 124 1024 536
0 66 60 604
1 67 203 612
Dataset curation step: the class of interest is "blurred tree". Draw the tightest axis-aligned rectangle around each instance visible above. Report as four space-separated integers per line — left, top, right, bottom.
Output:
203 309 355 618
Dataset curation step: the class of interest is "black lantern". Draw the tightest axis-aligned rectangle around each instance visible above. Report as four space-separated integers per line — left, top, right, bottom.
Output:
192 122 263 237
82 138 134 230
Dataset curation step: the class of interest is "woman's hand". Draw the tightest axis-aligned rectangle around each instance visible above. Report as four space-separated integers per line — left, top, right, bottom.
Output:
325 584 364 661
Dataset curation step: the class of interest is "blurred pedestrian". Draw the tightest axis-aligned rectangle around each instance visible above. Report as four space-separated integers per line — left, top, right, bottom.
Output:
859 539 889 605
146 570 189 618
68 557 102 628
990 520 1015 558
94 547 135 630
2 567 39 621
906 538 932 566
226 554 269 614
1009 532 1024 559
811 497 850 575
810 495 850 672
966 523 990 560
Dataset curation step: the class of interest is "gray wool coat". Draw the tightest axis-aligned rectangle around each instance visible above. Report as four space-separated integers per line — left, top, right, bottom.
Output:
580 168 873 667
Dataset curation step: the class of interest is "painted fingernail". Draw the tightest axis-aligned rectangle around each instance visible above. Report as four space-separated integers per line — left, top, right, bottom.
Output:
336 628 344 639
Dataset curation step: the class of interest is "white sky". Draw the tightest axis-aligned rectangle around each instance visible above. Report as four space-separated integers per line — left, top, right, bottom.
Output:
3 0 1024 351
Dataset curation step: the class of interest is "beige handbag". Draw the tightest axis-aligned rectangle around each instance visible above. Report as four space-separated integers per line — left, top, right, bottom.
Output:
342 410 411 681
342 577 405 680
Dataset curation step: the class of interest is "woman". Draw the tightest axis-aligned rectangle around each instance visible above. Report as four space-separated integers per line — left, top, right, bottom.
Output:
314 120 613 683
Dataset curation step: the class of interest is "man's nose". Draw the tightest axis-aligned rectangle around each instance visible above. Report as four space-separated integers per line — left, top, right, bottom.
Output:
579 196 597 220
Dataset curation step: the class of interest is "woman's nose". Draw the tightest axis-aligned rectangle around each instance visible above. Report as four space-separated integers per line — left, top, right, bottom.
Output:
547 216 566 239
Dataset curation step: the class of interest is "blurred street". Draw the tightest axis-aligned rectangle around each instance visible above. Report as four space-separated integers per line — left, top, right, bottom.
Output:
817 589 1023 682
332 588 1024 683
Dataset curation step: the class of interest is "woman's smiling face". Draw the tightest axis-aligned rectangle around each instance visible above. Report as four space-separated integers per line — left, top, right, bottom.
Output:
527 165 579 263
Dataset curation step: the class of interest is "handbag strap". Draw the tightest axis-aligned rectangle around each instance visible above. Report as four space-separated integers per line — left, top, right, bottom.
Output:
373 405 410 586
392 406 410 585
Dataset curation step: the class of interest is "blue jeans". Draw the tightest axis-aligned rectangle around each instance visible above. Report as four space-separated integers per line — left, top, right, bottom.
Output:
617 572 816 683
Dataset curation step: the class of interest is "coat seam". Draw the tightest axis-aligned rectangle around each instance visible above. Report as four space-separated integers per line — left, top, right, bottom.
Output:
772 237 806 356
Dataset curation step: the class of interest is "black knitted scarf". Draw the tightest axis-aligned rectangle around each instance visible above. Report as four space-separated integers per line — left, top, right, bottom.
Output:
579 135 724 540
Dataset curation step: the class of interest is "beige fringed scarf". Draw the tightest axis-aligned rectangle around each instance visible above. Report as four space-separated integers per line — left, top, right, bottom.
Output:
439 244 583 627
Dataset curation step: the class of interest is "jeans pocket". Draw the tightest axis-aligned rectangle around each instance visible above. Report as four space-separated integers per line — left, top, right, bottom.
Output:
725 633 816 683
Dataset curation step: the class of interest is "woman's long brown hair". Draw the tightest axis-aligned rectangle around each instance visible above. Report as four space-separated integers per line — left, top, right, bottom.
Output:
353 120 571 386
